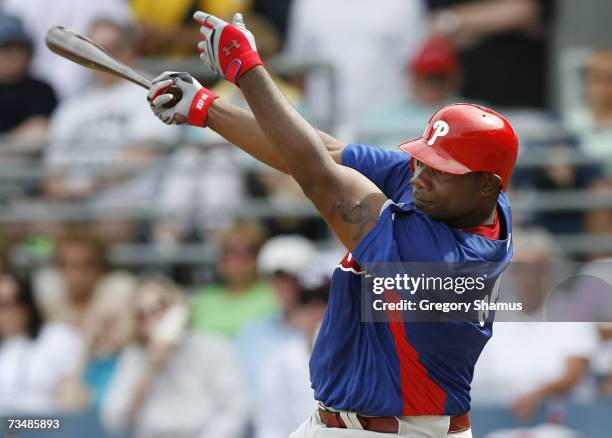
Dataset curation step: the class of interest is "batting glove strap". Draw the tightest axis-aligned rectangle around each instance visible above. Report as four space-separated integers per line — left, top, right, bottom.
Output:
188 87 218 127
225 51 263 84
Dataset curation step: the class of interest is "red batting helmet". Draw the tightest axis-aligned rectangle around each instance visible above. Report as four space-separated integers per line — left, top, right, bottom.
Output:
399 103 518 191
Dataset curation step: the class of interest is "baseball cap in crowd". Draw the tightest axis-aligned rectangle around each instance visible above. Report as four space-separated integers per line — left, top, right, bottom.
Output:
0 15 32 48
410 37 459 76
257 235 318 277
296 267 331 305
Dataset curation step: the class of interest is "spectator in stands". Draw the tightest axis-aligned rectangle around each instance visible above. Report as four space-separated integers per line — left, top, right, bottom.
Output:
585 182 612 249
595 323 612 397
59 273 138 412
251 167 328 239
236 235 318 392
564 47 612 241
154 144 247 252
254 267 330 438
427 0 555 109
0 244 9 274
101 276 249 438
130 0 255 56
0 271 82 415
361 37 465 147
33 229 107 328
44 19 178 210
0 15 56 152
565 47 612 176
253 0 293 44
512 138 605 236
471 228 598 422
192 221 278 337
285 0 427 136
567 257 612 328
1 0 130 99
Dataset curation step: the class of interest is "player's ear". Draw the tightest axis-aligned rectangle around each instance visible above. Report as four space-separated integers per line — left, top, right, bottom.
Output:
478 173 501 197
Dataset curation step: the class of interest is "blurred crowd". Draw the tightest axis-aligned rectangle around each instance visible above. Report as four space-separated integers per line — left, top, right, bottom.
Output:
0 0 612 437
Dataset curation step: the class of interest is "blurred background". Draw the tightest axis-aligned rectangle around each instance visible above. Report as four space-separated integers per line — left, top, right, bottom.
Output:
0 0 611 437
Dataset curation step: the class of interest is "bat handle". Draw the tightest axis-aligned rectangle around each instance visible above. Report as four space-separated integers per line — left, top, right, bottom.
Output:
164 86 183 109
143 74 185 109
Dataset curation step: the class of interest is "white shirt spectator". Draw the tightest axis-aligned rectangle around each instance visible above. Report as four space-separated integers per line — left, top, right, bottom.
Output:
1 0 131 99
285 0 426 137
564 107 612 177
471 322 599 405
101 332 250 438
156 145 246 228
592 327 612 381
254 336 316 438
48 81 176 162
0 322 83 415
46 80 180 208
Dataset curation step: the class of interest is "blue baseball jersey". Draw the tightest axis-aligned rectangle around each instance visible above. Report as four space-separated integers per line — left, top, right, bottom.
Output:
309 144 513 416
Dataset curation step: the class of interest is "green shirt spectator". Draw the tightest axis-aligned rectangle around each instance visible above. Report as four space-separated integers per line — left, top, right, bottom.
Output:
191 281 279 337
191 221 278 337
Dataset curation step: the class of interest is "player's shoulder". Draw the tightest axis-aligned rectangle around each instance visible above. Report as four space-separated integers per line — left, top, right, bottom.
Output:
389 199 512 262
452 195 514 262
352 200 456 263
352 192 513 264
343 143 407 162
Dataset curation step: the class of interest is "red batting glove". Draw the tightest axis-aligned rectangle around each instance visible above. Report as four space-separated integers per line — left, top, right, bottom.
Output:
193 11 263 85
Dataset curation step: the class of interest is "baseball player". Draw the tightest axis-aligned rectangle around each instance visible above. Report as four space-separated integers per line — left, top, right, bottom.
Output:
146 11 518 438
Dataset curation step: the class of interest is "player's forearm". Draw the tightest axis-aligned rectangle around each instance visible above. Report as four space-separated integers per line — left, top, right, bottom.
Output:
207 98 344 174
207 99 289 173
237 66 338 192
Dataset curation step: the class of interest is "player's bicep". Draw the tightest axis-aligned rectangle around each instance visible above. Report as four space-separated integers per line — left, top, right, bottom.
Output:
305 164 388 252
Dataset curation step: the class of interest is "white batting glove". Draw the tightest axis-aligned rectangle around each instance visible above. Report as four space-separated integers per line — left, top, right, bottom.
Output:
193 11 263 85
147 71 218 126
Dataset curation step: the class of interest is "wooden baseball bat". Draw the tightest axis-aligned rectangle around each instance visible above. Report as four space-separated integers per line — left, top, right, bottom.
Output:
45 26 182 107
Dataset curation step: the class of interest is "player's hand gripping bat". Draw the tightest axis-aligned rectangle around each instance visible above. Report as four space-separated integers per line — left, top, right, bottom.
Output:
45 26 182 108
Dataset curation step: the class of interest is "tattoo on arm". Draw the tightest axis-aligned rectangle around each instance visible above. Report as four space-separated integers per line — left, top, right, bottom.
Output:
331 198 378 241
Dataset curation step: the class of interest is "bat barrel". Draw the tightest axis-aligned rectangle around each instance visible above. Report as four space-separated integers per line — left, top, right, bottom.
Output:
45 26 181 108
45 26 152 88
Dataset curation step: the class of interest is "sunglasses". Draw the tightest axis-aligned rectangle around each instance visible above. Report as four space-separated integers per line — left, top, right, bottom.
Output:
223 245 257 257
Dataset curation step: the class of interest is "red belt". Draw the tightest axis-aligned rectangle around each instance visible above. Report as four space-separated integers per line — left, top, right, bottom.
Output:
318 408 470 434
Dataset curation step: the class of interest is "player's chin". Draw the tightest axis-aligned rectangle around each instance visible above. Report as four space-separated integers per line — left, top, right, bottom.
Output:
414 198 436 215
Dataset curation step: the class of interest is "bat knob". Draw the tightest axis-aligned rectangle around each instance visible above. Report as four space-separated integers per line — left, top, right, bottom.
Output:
163 86 183 108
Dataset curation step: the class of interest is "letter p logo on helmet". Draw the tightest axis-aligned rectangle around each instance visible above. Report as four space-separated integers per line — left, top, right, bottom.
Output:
428 120 450 145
